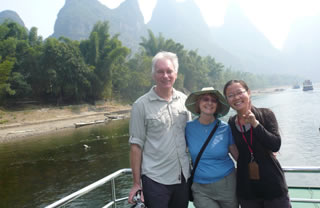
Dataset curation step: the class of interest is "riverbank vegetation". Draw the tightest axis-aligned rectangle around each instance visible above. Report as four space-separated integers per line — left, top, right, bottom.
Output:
0 20 299 107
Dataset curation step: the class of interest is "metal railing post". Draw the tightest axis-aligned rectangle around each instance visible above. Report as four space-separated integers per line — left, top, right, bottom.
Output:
111 178 116 208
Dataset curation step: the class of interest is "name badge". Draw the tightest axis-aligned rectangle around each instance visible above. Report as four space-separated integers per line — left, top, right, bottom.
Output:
248 161 260 180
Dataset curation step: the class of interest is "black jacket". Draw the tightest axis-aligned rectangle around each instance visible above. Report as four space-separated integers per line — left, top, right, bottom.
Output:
228 106 288 200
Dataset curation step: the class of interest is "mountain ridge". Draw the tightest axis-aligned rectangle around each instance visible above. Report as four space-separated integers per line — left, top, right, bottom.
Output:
147 0 244 70
210 0 285 74
2 0 320 80
52 0 147 52
0 10 25 27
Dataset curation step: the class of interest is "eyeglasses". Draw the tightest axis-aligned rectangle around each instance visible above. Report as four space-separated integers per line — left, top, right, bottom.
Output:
200 97 218 103
226 90 247 100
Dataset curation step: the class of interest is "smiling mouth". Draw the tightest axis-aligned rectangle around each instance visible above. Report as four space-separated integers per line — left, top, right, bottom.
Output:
234 101 243 107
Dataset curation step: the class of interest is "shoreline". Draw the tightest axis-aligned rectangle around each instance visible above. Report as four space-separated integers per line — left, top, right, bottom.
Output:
0 86 289 144
250 85 289 95
0 102 131 143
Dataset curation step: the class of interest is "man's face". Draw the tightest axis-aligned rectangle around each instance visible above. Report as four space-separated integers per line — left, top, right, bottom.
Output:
153 59 177 90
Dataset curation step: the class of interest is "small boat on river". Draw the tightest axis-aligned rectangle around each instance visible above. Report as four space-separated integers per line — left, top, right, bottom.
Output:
302 80 313 91
45 167 320 208
74 120 105 128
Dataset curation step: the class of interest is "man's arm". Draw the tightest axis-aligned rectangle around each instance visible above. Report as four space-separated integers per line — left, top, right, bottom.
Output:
128 101 146 204
128 144 144 204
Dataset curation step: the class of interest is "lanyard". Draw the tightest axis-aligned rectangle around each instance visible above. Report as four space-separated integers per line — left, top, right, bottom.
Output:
237 118 254 160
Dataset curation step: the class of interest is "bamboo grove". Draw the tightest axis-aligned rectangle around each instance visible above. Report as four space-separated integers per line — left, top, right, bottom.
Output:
0 20 299 106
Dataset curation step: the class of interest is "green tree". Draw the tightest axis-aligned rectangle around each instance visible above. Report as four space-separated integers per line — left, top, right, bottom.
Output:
7 72 32 97
28 27 42 47
124 51 152 101
0 37 17 59
80 21 130 100
204 56 224 90
39 37 93 104
0 22 44 100
181 50 209 92
140 29 185 57
0 57 15 101
1 21 28 40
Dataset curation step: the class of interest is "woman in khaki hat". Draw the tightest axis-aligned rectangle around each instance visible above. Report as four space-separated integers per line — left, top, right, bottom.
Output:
185 87 238 208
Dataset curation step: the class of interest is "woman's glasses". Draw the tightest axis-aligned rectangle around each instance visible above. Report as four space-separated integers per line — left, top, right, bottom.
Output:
226 90 247 100
201 97 218 103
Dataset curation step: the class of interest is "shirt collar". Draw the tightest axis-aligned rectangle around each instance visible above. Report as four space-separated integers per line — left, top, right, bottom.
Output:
235 116 251 132
148 86 180 101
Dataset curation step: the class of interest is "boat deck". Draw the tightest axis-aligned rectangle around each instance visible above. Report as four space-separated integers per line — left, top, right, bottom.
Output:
290 187 320 208
188 187 320 208
45 167 320 208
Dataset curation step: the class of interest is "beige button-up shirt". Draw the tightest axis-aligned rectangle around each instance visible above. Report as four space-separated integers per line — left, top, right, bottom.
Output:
129 86 191 185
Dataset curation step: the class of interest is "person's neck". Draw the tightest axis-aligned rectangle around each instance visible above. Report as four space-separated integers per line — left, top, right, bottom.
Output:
199 114 215 125
237 110 246 116
154 86 173 101
236 115 245 126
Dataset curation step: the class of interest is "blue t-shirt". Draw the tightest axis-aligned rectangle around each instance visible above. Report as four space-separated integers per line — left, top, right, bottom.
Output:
185 119 235 184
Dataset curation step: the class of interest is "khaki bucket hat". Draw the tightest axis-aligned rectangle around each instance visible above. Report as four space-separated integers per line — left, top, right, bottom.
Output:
185 87 230 118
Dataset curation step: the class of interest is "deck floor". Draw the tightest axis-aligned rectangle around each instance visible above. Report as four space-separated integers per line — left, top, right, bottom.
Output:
187 188 320 208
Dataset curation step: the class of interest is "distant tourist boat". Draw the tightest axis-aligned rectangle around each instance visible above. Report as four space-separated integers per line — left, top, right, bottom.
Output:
302 80 313 91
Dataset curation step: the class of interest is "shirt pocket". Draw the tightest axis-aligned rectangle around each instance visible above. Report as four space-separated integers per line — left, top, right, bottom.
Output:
146 113 167 135
172 109 188 129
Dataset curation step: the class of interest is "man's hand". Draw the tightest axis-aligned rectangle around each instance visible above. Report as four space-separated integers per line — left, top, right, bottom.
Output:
128 184 144 204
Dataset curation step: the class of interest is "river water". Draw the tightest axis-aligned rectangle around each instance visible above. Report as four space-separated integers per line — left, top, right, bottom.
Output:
0 83 320 208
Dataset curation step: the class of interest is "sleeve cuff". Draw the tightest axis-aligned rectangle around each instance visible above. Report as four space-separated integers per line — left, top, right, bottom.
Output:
129 136 144 149
253 120 260 128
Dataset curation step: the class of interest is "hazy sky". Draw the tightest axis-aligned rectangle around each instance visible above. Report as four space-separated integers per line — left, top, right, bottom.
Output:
1 0 320 49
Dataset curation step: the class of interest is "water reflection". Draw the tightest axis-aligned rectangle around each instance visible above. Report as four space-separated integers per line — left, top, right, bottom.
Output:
252 85 320 187
0 119 132 208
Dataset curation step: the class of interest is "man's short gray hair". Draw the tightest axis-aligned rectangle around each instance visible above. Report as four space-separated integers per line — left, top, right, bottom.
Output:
152 51 179 75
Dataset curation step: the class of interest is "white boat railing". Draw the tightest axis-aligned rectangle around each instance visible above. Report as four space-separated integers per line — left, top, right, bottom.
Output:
284 166 320 173
45 168 132 208
283 166 320 204
45 167 320 208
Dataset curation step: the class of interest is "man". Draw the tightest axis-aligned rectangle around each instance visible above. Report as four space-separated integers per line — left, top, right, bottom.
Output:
128 51 191 208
